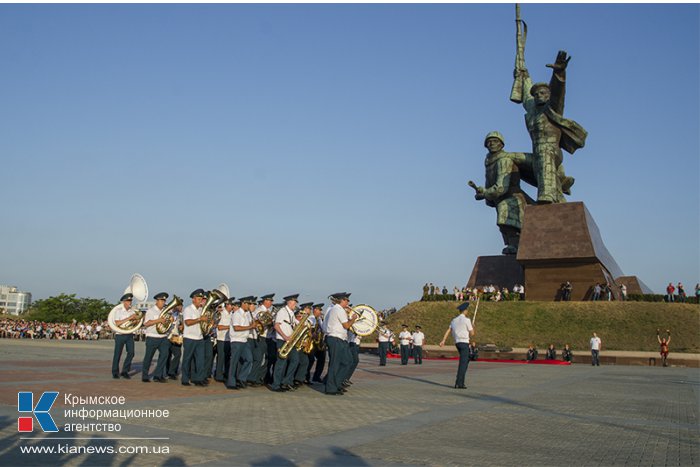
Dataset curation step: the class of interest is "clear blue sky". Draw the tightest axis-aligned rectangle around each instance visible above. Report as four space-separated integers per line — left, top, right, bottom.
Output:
1 4 698 309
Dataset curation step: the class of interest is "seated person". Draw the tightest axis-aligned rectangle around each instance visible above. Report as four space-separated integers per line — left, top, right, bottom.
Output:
468 342 479 361
526 345 538 361
562 344 573 362
546 344 556 360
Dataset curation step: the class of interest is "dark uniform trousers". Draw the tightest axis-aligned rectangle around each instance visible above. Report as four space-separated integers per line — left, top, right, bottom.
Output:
181 338 205 384
413 345 423 364
400 344 410 365
215 340 231 381
265 337 277 384
294 351 310 383
203 336 214 379
142 336 169 379
272 339 299 390
455 342 471 387
325 336 351 394
378 341 390 366
112 333 135 376
248 337 267 384
227 341 253 387
308 347 326 382
168 340 181 377
347 342 360 382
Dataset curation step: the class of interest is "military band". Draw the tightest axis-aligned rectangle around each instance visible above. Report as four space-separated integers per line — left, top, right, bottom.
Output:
108 285 394 396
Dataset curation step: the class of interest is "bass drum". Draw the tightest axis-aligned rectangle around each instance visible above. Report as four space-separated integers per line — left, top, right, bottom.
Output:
350 304 379 337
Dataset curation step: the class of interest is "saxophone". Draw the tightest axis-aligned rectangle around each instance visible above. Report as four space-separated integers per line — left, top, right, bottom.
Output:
278 312 311 359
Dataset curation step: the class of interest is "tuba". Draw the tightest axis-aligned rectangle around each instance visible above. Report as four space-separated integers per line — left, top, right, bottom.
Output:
348 304 379 337
200 289 227 336
279 312 311 359
155 295 183 335
254 310 273 336
108 273 148 334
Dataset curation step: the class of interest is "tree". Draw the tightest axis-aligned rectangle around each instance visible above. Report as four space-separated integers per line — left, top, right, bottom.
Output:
25 294 114 322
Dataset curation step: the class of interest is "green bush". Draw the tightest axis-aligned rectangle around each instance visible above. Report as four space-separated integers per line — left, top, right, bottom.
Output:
627 294 698 304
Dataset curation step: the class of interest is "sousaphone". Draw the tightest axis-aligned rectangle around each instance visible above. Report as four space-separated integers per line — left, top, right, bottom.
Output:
108 273 149 334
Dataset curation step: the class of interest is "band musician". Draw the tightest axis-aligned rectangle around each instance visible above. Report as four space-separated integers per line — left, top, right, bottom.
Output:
111 293 139 379
141 292 171 383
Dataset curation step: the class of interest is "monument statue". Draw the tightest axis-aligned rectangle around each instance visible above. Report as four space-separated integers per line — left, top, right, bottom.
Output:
509 4 588 203
469 131 535 255
466 5 651 301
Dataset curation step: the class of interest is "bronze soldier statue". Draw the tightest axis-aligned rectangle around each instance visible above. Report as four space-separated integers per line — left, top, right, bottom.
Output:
469 131 535 255
509 5 587 204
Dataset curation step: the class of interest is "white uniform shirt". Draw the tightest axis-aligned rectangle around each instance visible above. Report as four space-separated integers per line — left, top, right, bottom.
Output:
246 309 257 339
275 306 296 341
590 336 602 350
230 308 250 343
348 330 362 345
144 305 166 338
412 331 425 346
450 314 474 344
218 309 231 341
182 304 203 340
324 304 349 340
378 328 393 343
111 304 136 334
399 330 412 345
322 305 333 324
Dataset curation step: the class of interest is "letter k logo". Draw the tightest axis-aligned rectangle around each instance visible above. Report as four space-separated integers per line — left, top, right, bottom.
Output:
18 392 59 432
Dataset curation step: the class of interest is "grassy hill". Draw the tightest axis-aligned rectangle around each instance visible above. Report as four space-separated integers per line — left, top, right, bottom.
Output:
378 301 700 353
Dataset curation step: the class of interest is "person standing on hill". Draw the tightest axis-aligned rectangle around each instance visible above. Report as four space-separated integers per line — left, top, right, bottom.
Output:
590 332 602 366
657 329 671 367
439 302 475 389
666 283 675 302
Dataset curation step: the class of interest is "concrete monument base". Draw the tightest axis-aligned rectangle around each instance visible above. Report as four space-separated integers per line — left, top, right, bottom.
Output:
516 202 624 301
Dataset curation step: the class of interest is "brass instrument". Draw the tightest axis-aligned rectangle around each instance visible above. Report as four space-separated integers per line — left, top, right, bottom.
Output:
254 310 273 336
155 295 183 335
108 273 148 334
200 289 227 335
311 319 326 351
298 316 319 354
278 312 311 359
169 334 183 345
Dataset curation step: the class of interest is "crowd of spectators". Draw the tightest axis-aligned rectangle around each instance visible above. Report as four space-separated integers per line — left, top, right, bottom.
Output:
0 318 112 340
422 283 525 302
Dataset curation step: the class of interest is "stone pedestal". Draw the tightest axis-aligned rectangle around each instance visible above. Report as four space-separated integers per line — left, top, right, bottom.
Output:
467 255 524 290
516 202 624 301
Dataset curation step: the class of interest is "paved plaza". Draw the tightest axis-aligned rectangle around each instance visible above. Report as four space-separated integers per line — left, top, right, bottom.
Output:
0 339 698 466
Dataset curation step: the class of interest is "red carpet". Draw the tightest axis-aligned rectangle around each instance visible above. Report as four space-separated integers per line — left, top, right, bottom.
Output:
386 352 572 365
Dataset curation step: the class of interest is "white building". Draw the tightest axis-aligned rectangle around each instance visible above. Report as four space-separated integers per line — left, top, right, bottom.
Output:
0 285 32 315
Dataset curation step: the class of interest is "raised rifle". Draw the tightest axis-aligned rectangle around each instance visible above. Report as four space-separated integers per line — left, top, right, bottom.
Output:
509 4 528 104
